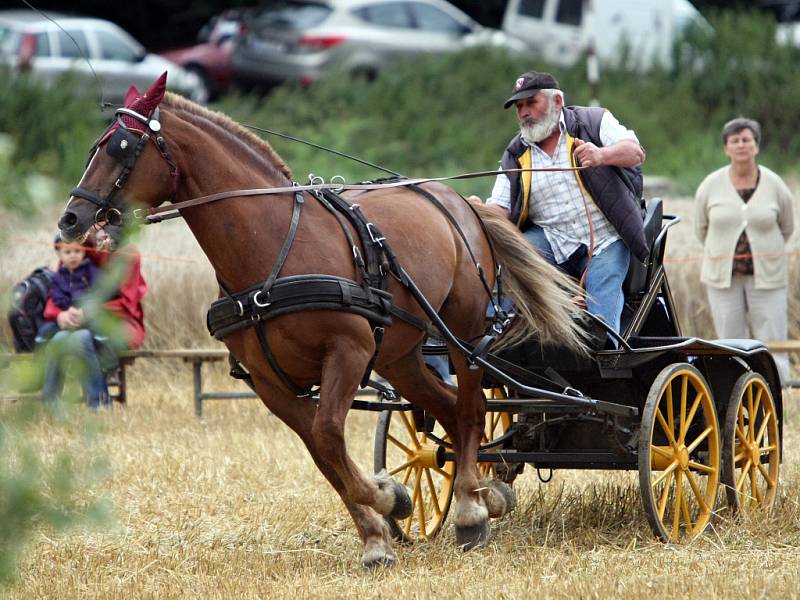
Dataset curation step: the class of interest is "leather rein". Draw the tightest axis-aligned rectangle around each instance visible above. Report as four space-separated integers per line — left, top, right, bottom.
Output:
134 165 587 225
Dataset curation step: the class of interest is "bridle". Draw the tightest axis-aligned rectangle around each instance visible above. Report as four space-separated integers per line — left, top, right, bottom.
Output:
69 106 179 227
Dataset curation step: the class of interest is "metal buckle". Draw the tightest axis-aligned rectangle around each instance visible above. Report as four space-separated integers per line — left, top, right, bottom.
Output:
235 300 245 317
308 173 324 186
366 223 385 246
253 290 271 308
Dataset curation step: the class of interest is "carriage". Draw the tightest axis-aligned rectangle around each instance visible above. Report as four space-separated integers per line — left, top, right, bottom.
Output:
58 75 783 566
372 197 783 544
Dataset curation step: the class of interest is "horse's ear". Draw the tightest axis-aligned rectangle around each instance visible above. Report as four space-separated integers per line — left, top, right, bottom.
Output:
123 85 141 107
142 72 168 105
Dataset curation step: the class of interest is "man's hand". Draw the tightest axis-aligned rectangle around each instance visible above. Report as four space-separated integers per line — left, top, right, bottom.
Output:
573 138 605 167
56 306 84 330
574 137 645 168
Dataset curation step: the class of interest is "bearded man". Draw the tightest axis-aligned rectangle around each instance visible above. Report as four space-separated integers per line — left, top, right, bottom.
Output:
485 71 647 336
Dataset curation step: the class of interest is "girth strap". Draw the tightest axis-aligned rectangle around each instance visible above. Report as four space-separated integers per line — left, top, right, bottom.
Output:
255 322 312 396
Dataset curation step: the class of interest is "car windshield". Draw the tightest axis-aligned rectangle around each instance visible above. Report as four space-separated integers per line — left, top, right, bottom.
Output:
252 1 332 30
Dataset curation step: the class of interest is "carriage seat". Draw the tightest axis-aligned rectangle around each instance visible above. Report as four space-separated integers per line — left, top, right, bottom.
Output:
622 198 663 297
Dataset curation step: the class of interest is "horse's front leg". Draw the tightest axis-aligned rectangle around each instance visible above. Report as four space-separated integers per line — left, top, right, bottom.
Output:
249 374 400 568
310 337 413 567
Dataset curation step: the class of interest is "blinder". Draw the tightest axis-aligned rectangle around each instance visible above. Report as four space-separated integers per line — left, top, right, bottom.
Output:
105 127 141 163
70 106 178 227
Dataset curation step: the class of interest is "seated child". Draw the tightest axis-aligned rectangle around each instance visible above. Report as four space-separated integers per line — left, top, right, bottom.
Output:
36 233 98 342
39 234 109 408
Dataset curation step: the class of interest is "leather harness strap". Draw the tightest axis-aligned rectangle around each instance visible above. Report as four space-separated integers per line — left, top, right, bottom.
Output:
255 191 305 304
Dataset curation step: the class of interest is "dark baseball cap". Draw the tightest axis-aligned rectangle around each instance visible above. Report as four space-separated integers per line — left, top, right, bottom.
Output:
503 71 560 109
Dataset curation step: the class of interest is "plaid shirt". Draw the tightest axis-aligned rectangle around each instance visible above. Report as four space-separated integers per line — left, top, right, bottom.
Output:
487 111 639 263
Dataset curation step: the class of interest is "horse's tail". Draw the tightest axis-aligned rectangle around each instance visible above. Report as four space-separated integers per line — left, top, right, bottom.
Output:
471 202 589 353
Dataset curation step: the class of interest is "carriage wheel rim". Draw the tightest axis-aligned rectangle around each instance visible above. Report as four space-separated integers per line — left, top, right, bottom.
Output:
723 373 780 513
640 364 720 543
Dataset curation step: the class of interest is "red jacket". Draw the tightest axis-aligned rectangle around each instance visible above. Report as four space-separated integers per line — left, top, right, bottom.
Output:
44 248 147 349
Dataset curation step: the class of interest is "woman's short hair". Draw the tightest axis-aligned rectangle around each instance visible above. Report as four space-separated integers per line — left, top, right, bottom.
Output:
722 117 761 145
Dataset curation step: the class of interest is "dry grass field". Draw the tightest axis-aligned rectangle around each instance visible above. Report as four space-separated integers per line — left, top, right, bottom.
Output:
2 384 800 599
2 196 800 598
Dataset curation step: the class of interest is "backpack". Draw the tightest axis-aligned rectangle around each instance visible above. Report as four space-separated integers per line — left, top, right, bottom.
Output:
7 267 54 353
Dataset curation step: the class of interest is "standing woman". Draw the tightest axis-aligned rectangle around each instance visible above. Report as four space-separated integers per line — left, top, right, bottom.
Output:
695 117 794 383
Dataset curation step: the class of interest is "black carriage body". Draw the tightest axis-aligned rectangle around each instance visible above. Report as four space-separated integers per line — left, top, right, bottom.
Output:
418 199 784 471
374 198 785 543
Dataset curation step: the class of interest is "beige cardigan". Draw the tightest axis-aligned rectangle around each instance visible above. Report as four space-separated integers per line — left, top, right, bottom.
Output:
695 165 794 289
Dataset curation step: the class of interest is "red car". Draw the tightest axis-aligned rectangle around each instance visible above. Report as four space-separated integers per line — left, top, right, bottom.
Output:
159 38 234 102
160 10 249 101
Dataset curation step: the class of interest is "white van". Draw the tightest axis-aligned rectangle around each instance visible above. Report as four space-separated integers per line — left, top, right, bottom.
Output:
502 0 706 68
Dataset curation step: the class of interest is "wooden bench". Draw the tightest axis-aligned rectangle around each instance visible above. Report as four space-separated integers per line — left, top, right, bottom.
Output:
116 349 257 416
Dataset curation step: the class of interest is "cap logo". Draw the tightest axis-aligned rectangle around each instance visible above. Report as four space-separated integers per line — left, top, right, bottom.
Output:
515 77 525 90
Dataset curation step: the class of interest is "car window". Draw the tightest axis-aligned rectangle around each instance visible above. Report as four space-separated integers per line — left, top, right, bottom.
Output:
555 0 583 26
252 1 332 29
518 0 546 19
31 32 51 57
410 3 465 33
96 29 138 61
57 29 89 59
355 3 413 28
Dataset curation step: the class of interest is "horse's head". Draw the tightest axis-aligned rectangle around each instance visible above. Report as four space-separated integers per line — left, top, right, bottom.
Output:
59 72 178 245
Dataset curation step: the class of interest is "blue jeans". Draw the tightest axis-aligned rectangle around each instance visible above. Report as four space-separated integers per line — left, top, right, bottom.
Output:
424 354 452 384
41 329 111 408
523 225 630 333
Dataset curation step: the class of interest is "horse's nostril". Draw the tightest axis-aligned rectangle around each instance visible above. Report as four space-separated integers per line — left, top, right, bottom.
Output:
58 211 78 230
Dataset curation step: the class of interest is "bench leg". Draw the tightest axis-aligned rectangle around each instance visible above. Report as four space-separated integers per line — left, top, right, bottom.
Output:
193 360 203 417
115 362 129 404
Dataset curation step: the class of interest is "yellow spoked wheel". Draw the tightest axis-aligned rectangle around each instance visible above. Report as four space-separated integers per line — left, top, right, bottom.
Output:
721 372 780 513
374 408 455 541
638 363 720 543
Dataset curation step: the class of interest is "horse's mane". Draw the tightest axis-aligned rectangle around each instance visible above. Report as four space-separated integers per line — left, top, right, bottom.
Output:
162 92 292 180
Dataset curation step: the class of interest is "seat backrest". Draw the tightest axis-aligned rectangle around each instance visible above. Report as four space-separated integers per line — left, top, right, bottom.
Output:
623 198 663 296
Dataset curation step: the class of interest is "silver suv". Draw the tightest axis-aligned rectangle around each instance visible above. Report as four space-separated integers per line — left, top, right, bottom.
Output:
232 0 527 87
0 11 207 104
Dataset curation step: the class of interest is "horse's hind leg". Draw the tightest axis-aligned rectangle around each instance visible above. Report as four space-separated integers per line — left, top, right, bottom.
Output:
251 377 398 568
380 348 514 547
446 356 515 550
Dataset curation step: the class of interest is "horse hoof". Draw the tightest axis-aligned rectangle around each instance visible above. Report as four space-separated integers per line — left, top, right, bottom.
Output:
388 480 412 519
375 473 412 519
486 479 516 518
455 519 490 551
362 551 397 570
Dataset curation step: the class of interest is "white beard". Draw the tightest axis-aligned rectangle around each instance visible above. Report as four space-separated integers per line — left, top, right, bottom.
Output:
520 100 560 143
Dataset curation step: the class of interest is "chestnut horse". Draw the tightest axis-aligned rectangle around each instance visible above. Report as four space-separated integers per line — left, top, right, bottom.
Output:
58 75 584 567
